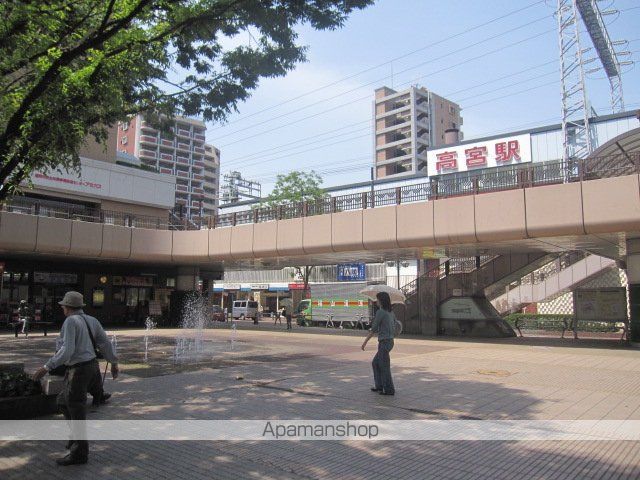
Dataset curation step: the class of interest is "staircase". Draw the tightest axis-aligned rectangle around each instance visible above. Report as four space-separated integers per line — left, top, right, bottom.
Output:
489 253 617 314
396 250 617 335
397 253 556 335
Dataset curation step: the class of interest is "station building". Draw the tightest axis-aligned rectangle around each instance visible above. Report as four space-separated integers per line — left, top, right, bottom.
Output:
0 126 222 328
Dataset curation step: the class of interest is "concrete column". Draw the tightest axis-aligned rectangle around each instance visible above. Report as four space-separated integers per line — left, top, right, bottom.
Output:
625 239 640 341
176 266 200 292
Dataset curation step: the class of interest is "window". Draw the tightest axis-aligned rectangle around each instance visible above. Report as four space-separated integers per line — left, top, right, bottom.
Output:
112 287 126 305
121 136 128 145
121 122 129 131
92 288 105 307
166 278 176 288
449 105 456 114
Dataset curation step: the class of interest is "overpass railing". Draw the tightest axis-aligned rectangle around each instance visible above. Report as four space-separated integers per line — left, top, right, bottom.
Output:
2 153 638 231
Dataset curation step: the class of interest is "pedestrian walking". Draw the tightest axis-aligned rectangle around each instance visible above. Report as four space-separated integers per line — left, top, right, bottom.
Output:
361 291 395 395
280 299 293 330
32 291 119 466
53 335 112 407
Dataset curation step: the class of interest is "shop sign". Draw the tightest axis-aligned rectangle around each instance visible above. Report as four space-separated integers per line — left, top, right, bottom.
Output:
427 133 532 176
337 263 366 281
34 272 78 284
250 284 269 290
113 276 153 286
269 285 289 292
288 283 306 290
224 284 240 290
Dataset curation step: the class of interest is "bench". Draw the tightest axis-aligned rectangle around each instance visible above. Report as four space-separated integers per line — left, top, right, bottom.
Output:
514 317 569 338
10 321 54 338
571 319 628 342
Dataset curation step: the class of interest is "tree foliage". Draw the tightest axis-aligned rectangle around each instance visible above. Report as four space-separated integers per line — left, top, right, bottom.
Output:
264 169 325 292
264 170 324 207
0 0 373 200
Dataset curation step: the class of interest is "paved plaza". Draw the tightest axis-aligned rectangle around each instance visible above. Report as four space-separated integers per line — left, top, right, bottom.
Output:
1 325 639 479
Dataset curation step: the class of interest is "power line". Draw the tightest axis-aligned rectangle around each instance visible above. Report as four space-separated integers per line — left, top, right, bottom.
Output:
239 102 640 186
215 27 556 149
206 0 546 134
211 19 554 145
223 123 372 164
222 59 559 165
222 56 558 167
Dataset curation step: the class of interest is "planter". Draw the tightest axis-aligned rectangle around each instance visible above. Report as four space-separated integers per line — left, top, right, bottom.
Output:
0 393 58 419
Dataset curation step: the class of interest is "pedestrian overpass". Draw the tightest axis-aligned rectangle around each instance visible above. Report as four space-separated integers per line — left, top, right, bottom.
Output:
2 152 638 267
1 130 639 338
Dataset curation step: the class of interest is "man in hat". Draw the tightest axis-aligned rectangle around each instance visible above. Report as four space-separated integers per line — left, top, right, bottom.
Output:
32 291 119 466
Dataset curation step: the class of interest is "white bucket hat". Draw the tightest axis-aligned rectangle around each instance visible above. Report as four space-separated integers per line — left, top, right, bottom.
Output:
58 291 85 308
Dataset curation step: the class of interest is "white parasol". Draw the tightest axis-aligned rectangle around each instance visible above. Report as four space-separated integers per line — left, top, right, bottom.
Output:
359 285 406 304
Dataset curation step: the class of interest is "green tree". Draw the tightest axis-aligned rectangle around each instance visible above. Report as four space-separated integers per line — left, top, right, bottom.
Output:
0 0 373 200
265 169 325 293
264 170 325 207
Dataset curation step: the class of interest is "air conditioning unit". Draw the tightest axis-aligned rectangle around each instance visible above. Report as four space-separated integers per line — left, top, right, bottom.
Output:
121 122 129 131
120 136 128 145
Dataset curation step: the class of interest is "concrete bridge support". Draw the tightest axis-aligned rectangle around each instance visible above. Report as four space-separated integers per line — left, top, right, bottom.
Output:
626 240 640 342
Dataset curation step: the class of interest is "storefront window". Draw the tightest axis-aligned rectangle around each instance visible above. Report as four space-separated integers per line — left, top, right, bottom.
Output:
92 288 105 307
112 287 126 305
126 287 139 307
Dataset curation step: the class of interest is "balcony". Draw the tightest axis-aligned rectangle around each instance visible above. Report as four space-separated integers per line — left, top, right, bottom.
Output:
194 133 206 142
160 138 174 147
176 142 191 152
176 170 189 178
192 174 204 181
159 168 173 175
193 146 205 154
160 153 173 161
176 185 188 192
177 128 191 138
176 156 189 165
141 122 157 133
192 187 204 194
140 135 157 144
193 161 205 168
139 149 156 159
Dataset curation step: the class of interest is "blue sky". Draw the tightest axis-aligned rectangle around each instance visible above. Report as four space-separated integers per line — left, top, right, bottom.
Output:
205 0 640 195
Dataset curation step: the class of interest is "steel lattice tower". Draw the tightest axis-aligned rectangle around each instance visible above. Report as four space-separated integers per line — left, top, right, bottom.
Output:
576 0 626 114
557 0 592 162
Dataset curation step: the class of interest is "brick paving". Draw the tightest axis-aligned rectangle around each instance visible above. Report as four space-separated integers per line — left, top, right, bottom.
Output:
1 326 639 479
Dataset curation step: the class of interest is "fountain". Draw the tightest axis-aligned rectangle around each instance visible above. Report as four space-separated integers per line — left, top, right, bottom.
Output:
231 322 237 350
143 317 156 362
174 292 209 364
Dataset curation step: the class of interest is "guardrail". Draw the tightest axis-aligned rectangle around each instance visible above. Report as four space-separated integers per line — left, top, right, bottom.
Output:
2 153 638 231
213 153 639 228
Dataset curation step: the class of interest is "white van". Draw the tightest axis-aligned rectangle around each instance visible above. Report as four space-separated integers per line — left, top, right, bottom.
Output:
232 300 259 320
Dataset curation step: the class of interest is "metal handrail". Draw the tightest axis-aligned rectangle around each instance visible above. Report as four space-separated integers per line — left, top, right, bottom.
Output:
2 153 638 231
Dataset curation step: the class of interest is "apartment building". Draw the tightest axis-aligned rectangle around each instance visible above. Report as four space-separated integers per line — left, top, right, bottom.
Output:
374 85 463 179
116 114 221 220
